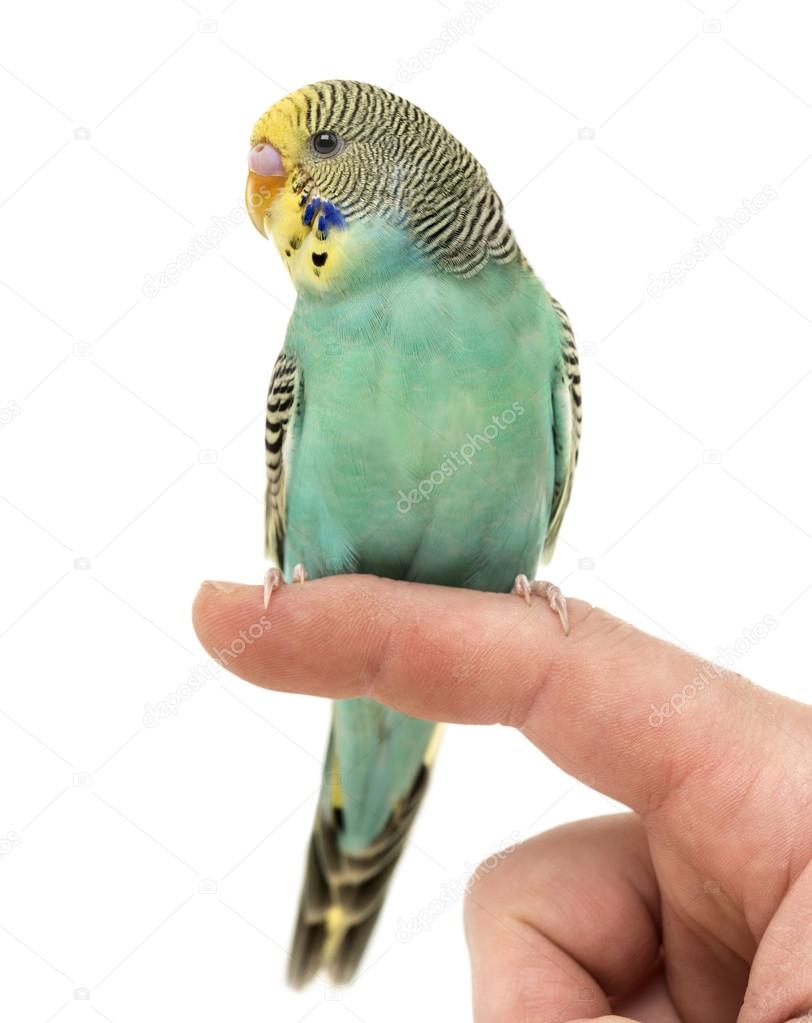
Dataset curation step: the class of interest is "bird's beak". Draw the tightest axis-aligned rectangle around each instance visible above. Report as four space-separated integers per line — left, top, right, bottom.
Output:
245 142 286 238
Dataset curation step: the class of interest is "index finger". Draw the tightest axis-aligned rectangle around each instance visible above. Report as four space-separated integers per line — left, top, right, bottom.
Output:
192 574 776 818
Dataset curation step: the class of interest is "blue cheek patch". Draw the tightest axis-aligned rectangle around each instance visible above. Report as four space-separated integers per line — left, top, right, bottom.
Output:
300 198 346 240
318 202 346 232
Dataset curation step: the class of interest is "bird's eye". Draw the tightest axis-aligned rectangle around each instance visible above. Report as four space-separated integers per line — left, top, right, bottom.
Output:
311 131 340 156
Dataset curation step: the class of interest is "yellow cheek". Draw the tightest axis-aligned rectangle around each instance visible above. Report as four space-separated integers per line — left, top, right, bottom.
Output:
269 189 347 291
269 189 306 257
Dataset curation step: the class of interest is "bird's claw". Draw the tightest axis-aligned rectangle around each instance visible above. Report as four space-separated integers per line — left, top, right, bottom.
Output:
263 567 282 609
513 573 533 608
263 564 308 608
512 574 569 635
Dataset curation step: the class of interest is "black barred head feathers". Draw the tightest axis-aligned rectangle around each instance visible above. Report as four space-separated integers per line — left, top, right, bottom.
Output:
249 80 521 278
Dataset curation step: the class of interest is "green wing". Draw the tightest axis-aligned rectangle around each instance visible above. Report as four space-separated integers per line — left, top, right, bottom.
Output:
543 294 582 562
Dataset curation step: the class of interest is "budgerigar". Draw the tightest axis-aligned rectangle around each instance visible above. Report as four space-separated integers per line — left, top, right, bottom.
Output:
244 80 581 988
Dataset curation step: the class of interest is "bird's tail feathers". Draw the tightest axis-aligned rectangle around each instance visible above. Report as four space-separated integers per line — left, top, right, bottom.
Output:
288 757 432 988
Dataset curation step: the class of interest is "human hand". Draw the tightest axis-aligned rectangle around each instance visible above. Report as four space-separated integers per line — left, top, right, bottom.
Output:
193 576 812 1022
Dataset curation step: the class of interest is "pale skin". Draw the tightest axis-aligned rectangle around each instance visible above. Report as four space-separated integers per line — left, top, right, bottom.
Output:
192 576 812 1022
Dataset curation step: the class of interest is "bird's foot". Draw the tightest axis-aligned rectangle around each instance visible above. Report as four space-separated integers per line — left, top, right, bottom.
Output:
512 574 569 636
263 564 308 608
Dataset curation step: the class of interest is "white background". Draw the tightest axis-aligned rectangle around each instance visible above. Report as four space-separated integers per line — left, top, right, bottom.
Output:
2 0 811 1019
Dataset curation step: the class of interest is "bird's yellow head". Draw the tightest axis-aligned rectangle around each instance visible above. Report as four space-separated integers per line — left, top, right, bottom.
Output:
246 80 520 290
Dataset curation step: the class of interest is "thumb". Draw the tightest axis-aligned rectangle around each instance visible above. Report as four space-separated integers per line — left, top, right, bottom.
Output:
192 574 787 817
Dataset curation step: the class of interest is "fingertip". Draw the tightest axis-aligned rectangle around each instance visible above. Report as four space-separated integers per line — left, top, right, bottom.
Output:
192 580 262 647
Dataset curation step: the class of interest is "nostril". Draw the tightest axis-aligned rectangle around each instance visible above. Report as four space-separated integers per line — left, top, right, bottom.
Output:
248 142 284 177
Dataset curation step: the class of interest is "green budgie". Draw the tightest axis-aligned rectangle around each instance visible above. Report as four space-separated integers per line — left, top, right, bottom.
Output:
244 80 581 987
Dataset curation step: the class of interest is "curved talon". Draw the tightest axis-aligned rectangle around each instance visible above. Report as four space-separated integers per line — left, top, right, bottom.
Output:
292 563 308 585
512 574 569 635
512 573 533 608
536 580 569 636
263 567 282 609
